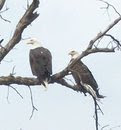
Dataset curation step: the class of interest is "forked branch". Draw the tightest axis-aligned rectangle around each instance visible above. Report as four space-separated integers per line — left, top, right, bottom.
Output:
99 0 121 16
0 0 40 62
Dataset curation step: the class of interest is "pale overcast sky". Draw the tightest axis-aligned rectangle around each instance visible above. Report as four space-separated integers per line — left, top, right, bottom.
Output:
0 0 121 130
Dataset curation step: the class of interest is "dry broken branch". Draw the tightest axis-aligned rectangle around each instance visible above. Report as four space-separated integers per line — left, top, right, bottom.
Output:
0 0 40 62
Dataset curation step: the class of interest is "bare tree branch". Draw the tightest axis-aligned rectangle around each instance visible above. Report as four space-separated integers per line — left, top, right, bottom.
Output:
28 86 38 119
101 125 109 130
0 6 9 13
92 97 104 130
0 39 3 44
0 0 6 11
0 0 40 62
0 14 11 23
87 16 121 50
6 86 10 103
104 34 121 49
10 66 16 76
0 1 10 23
0 76 38 86
0 75 77 90
101 125 121 130
9 85 23 99
99 0 121 17
93 98 99 130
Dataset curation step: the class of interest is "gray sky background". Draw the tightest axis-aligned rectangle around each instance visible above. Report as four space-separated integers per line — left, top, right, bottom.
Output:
0 0 121 130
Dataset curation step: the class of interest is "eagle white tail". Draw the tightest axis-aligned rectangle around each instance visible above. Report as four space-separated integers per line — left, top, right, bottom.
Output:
43 79 48 88
42 78 49 91
81 82 100 101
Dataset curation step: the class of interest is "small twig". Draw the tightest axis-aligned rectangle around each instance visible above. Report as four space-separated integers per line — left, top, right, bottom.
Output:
2 59 13 63
9 85 23 99
95 37 103 47
0 39 3 44
27 0 30 8
0 14 11 23
28 86 38 119
105 34 121 49
6 86 10 103
110 125 120 130
10 66 16 76
101 125 121 130
0 40 6 51
101 125 109 130
99 0 121 17
0 7 9 13
93 97 99 130
96 103 104 115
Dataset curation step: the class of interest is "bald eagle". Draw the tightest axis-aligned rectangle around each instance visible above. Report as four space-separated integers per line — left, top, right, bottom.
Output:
68 50 104 99
26 38 52 88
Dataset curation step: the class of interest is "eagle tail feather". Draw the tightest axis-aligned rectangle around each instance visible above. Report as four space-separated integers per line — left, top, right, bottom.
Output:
83 84 98 99
37 76 49 90
43 79 48 88
41 78 49 91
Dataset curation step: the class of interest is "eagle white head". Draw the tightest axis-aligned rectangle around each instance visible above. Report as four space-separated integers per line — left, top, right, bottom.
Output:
26 38 42 49
68 50 80 59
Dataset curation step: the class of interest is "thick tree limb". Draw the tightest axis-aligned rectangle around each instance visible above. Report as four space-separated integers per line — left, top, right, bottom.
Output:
0 0 39 62
0 75 88 95
0 75 76 89
0 76 39 86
